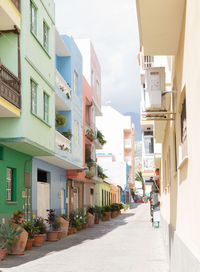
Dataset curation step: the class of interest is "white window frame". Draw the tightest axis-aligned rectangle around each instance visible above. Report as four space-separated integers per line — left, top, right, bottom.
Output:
31 80 37 114
30 1 37 35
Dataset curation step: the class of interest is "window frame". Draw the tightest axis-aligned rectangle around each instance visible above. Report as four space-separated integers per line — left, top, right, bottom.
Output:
74 71 78 95
43 20 49 52
43 92 49 123
74 120 79 144
30 1 37 36
6 168 16 202
31 79 37 114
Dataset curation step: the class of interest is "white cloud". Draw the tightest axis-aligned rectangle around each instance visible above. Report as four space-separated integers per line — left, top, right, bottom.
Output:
55 0 141 113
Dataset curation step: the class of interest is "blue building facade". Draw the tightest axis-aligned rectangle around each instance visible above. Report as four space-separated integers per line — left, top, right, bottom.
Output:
32 33 83 218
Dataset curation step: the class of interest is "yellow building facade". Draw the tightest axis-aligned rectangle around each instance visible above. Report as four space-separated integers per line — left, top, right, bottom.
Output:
137 0 200 270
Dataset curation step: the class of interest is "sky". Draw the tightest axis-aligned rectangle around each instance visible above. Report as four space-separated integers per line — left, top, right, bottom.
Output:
55 0 141 114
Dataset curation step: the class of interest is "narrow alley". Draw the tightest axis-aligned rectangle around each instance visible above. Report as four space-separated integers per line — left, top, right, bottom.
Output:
0 204 169 272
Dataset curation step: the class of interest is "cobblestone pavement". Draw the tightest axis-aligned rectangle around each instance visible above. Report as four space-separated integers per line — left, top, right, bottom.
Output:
0 204 169 272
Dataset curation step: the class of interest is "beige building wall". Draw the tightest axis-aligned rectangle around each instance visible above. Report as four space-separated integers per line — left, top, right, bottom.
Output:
156 3 200 270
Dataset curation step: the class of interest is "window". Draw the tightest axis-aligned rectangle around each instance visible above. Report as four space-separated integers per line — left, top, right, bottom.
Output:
74 120 79 144
43 21 49 51
144 136 154 154
181 98 187 158
31 80 37 114
96 80 100 96
6 168 16 202
90 188 94 195
43 93 49 123
30 1 37 35
91 70 94 86
37 169 48 183
74 71 78 94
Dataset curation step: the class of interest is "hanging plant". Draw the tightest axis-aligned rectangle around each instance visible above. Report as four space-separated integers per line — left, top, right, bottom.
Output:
56 113 67 128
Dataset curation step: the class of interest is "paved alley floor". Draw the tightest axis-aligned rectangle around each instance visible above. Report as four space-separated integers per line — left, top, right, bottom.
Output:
0 204 169 272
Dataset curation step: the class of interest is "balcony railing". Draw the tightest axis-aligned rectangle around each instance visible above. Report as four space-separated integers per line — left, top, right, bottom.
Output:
56 70 71 99
143 55 154 70
11 0 21 12
0 62 21 109
56 131 71 153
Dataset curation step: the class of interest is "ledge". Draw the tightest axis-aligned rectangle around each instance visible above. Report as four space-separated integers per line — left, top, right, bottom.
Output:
30 31 51 59
178 156 188 170
6 201 18 205
31 112 51 128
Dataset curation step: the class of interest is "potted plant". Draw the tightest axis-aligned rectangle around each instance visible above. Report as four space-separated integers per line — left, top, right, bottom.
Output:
62 129 73 140
0 223 23 260
86 129 96 141
97 130 107 146
33 217 47 246
101 207 107 221
104 205 111 220
46 209 61 242
11 210 24 225
94 206 101 224
85 170 95 179
22 221 40 250
86 206 95 227
56 113 67 128
9 210 28 255
58 214 69 237
68 212 77 234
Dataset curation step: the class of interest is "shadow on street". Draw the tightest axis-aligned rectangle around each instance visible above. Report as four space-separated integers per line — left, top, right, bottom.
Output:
0 211 136 269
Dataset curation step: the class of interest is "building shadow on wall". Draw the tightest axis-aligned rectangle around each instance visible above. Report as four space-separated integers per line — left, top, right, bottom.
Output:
0 212 135 269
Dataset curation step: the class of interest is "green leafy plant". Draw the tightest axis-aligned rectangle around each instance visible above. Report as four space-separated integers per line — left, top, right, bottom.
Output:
100 207 106 217
104 205 111 212
97 165 108 179
11 210 24 224
0 223 23 248
34 217 47 234
87 206 95 215
135 170 145 197
46 209 61 231
94 206 102 219
85 170 95 179
56 113 67 127
59 214 68 221
62 129 72 140
97 130 106 145
22 221 40 239
86 129 96 140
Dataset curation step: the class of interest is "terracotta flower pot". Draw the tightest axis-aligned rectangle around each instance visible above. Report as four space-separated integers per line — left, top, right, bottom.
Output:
82 223 87 229
46 231 59 242
25 239 34 250
105 212 111 220
0 248 7 261
68 228 73 235
101 216 107 221
77 226 82 231
57 231 62 240
87 213 95 227
95 218 99 224
111 211 118 218
10 225 28 255
58 216 69 237
73 227 77 233
33 234 45 247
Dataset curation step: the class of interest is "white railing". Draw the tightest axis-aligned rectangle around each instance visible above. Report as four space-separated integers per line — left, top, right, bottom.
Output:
56 131 71 152
143 55 154 70
56 70 71 99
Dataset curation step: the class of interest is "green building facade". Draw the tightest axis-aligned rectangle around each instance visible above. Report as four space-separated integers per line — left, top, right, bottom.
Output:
0 0 55 222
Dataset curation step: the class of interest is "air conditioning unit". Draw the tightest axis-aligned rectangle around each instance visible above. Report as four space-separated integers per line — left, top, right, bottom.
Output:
145 67 165 111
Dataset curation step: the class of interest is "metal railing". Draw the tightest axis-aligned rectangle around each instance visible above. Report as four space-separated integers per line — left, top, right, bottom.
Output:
143 55 154 70
11 0 21 12
0 62 21 108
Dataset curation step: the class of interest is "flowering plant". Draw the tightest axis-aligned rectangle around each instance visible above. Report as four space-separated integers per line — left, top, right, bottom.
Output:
11 210 24 224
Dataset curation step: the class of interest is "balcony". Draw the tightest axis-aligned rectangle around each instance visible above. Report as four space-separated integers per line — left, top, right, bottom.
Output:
142 56 154 70
136 0 185 55
55 131 71 153
0 0 21 30
0 62 21 116
55 70 71 111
